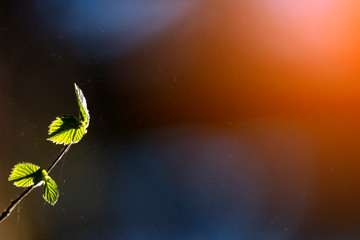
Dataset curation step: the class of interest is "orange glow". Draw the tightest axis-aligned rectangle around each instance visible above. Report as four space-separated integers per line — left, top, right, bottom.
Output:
201 1 360 118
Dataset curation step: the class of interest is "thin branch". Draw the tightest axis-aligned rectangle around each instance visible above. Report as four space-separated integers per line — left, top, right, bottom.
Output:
0 186 34 223
0 144 72 223
47 144 72 173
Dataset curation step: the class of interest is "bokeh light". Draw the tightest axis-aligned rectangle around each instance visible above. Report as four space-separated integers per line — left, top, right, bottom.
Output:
1 0 360 239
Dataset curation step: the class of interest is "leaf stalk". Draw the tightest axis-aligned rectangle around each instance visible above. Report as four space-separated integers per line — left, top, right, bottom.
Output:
0 144 72 223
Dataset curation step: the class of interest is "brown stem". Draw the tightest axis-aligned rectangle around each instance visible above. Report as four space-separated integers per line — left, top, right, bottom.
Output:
0 186 34 223
47 144 72 173
0 144 72 223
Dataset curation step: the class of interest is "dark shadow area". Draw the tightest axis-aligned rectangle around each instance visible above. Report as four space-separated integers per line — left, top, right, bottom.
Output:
1 1 360 239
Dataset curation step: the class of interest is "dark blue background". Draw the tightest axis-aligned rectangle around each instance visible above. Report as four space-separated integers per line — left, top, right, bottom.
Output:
1 1 360 239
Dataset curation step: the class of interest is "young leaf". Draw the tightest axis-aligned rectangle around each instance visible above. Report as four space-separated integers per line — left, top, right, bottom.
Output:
8 163 43 187
47 115 86 145
43 176 59 205
74 83 90 128
47 83 89 145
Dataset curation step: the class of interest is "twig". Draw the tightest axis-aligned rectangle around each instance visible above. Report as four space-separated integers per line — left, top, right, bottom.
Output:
47 144 72 173
0 144 72 223
0 186 34 223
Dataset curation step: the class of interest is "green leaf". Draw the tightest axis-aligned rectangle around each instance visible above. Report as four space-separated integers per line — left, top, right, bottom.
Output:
8 163 43 187
47 83 89 145
43 176 59 205
74 83 90 129
47 115 86 145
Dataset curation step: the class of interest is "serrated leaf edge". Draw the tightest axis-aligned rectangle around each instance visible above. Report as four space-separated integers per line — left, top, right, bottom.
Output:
43 177 59 205
8 162 41 188
47 115 85 145
74 83 90 129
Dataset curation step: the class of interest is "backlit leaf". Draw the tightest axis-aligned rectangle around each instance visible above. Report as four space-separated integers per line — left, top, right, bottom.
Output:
43 176 59 205
47 83 89 145
47 115 86 145
74 83 90 129
8 163 43 187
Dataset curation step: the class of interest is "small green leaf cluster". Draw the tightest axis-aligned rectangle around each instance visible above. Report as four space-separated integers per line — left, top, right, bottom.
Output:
8 83 89 206
48 83 90 145
9 163 58 205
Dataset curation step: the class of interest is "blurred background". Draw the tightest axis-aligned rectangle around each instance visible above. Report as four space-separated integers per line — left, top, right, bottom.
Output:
1 0 360 239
